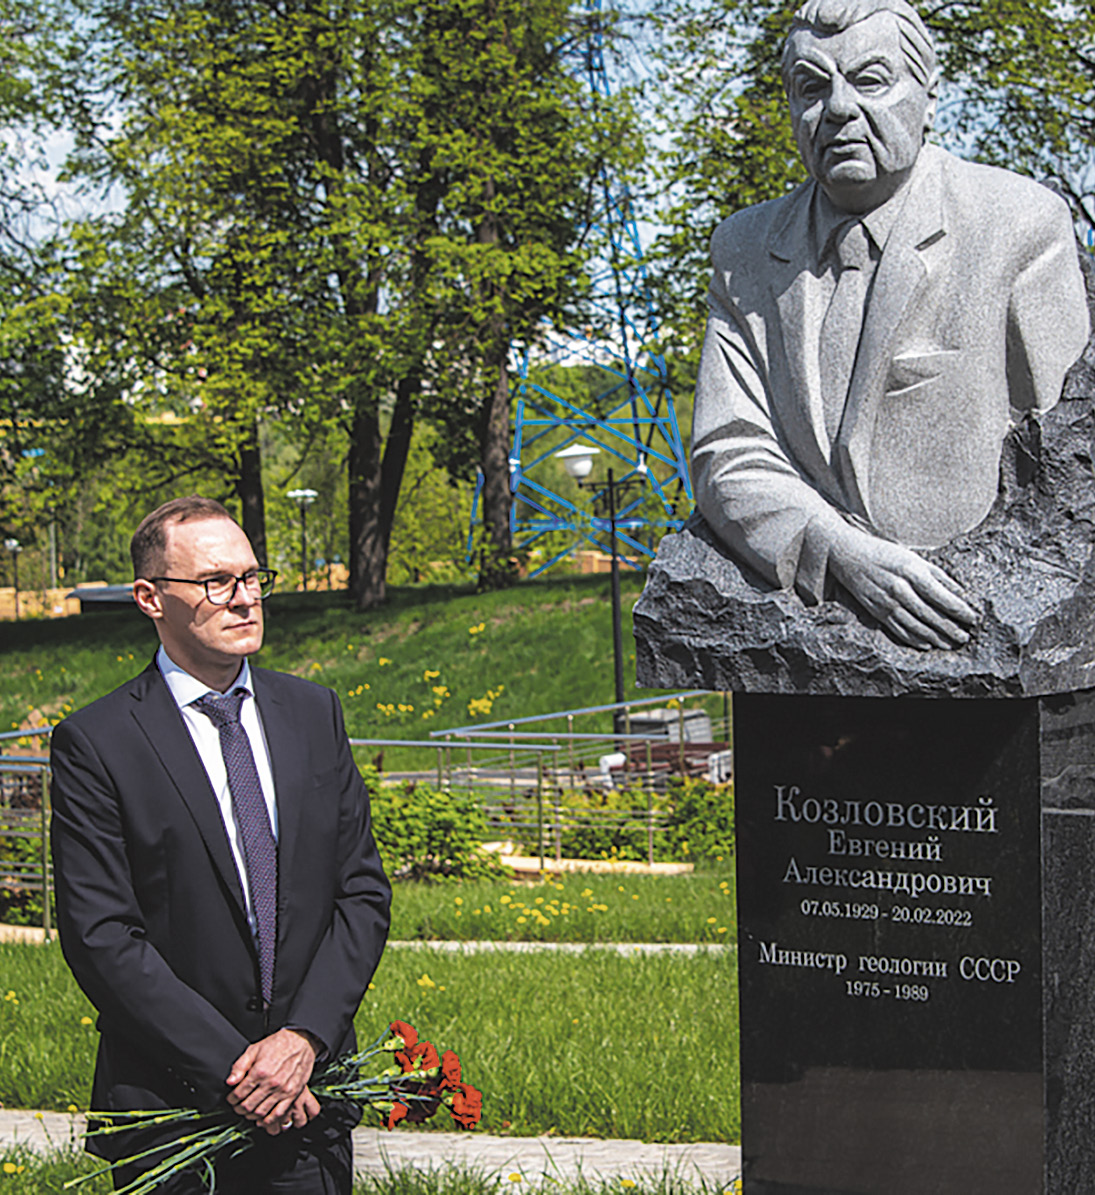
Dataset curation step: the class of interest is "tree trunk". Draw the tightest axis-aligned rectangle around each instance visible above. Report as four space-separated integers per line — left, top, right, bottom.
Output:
378 373 419 557
348 403 385 609
236 426 267 567
477 347 516 589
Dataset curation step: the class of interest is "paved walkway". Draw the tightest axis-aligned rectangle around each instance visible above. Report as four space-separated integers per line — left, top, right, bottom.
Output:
389 939 732 955
0 1110 742 1190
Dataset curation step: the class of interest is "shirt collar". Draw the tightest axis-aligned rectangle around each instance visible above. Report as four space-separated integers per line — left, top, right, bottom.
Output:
156 644 253 710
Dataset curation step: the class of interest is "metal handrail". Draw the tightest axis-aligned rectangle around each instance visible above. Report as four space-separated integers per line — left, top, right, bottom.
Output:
428 690 709 737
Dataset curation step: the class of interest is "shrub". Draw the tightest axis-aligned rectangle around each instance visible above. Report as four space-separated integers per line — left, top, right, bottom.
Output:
369 781 510 882
497 779 734 864
661 778 735 864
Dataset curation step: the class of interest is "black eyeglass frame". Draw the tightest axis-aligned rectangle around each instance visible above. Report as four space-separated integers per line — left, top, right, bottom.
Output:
148 568 278 605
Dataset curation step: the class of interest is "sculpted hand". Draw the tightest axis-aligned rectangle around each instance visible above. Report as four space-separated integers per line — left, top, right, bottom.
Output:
827 523 978 651
226 1028 320 1135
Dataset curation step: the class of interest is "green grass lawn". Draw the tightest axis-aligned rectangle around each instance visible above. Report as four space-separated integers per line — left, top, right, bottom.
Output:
1 939 739 1144
389 871 736 944
0 575 724 772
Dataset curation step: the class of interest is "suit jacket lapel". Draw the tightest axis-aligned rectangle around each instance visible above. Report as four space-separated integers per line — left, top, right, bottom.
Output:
837 150 947 514
768 182 840 483
251 668 307 899
127 662 247 918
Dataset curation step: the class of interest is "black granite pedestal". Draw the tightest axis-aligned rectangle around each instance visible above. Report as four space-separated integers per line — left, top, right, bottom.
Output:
734 690 1095 1194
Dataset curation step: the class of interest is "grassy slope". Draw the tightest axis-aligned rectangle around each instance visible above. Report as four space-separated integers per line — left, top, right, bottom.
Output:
0 573 716 771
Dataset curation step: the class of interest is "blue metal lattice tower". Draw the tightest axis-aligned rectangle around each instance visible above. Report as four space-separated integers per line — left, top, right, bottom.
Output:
467 0 693 577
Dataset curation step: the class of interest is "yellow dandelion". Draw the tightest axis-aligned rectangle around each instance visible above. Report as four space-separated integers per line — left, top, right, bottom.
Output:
483 904 492 914
455 897 463 906
2 1162 19 1175
718 927 728 934
416 973 436 989
67 1103 78 1113
517 916 527 924
379 657 391 666
707 917 717 924
80 1016 93 1025
508 1175 523 1183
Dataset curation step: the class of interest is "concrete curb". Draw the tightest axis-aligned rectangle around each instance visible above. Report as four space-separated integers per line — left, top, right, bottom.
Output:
0 1111 742 1190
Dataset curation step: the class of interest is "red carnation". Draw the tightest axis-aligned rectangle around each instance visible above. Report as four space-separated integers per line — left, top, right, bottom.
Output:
450 1082 483 1130
400 1040 441 1074
387 1102 409 1130
441 1050 461 1089
390 1021 418 1049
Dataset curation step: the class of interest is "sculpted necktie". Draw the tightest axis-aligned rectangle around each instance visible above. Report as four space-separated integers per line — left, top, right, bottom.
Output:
193 688 277 1005
820 219 872 443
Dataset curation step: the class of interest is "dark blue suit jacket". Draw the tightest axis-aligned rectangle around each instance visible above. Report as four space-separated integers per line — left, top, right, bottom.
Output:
50 659 391 1141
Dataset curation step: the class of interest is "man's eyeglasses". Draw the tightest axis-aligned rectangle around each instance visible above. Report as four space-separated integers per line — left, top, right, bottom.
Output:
149 568 278 605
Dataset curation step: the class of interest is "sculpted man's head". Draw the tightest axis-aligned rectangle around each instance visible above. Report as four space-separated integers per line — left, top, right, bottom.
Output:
782 0 939 213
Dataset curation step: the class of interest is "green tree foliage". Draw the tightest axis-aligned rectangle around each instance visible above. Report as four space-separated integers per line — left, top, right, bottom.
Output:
57 0 626 605
411 0 637 588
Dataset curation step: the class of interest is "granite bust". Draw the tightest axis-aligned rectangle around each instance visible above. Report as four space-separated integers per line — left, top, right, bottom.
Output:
689 0 1090 655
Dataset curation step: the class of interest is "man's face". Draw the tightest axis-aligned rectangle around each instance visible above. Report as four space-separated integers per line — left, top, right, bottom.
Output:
785 12 934 213
140 517 264 678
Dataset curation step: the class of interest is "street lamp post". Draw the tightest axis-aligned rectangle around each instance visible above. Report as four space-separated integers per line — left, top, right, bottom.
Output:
556 448 642 729
4 539 21 620
287 489 319 592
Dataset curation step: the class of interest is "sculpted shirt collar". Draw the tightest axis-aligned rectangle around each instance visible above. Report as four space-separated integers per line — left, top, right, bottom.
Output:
813 176 911 266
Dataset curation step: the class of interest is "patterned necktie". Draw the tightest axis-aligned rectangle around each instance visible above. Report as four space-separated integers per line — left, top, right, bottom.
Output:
820 219 872 442
193 688 277 1005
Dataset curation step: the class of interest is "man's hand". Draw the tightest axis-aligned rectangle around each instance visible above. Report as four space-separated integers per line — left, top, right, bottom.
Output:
226 1028 320 1135
827 523 978 650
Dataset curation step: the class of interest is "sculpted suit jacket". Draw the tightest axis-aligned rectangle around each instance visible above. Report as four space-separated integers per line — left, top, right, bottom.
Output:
692 144 1091 601
50 661 391 1136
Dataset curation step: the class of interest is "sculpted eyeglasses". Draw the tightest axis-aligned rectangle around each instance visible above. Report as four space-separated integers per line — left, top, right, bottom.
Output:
149 568 278 605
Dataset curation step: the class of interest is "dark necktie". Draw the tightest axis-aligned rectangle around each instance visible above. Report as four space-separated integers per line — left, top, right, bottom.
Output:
820 219 872 442
193 688 277 1005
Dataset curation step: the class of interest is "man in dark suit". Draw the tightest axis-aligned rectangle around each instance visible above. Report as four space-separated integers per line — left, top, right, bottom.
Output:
692 0 1089 650
50 495 391 1193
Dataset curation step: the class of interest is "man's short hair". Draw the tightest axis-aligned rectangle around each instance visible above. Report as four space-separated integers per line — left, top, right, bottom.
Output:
131 496 235 579
782 0 938 90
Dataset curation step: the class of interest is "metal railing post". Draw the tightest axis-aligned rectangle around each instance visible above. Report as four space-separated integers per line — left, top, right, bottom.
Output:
509 723 516 799
436 746 444 789
537 753 545 873
567 714 575 791
678 704 686 775
647 773 655 866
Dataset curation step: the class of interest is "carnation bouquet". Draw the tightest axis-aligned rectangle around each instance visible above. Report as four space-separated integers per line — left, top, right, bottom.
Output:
66 1020 481 1195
